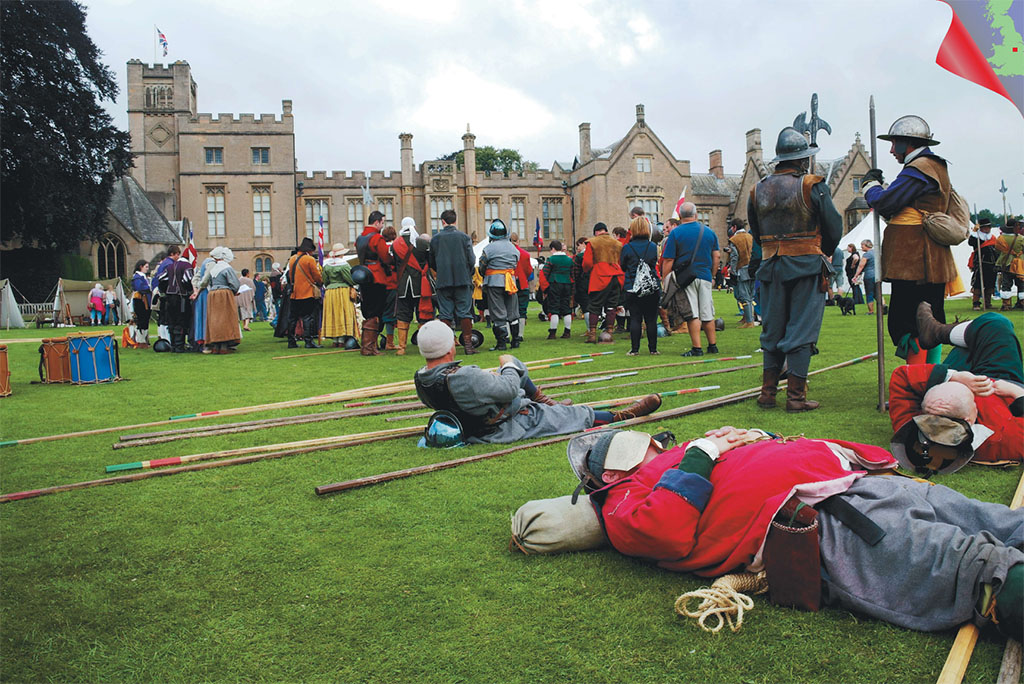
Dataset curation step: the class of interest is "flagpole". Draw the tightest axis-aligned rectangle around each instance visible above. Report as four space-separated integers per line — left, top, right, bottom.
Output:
153 25 157 64
869 96 886 413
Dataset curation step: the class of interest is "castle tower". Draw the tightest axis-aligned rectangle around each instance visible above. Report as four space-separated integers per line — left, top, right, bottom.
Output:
126 60 197 219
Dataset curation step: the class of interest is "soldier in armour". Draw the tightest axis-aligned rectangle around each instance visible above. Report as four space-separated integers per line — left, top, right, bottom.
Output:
413 320 661 444
968 218 999 311
861 115 957 363
748 127 842 412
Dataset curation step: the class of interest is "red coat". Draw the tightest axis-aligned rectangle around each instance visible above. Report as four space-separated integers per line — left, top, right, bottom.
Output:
360 226 396 288
597 438 895 577
514 246 534 290
889 364 1023 463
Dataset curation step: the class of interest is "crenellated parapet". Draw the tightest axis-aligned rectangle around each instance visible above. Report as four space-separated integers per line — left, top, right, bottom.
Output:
181 109 294 133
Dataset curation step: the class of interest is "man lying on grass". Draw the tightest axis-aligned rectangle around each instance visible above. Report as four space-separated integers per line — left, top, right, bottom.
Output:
568 426 1022 639
888 306 1023 474
414 320 661 444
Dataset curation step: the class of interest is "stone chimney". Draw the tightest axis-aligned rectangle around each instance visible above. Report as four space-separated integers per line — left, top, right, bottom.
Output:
399 133 414 219
745 128 763 164
709 149 724 179
636 104 645 128
579 123 592 164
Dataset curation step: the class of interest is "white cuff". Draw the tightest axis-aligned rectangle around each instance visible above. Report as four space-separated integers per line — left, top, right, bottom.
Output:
861 179 882 193
688 437 721 461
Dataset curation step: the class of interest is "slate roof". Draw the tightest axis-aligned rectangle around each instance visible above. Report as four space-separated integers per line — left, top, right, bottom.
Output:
690 173 742 199
108 175 182 244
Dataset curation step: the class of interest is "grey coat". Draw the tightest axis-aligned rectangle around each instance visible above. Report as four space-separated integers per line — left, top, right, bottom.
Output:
417 361 595 444
429 226 475 288
479 239 520 288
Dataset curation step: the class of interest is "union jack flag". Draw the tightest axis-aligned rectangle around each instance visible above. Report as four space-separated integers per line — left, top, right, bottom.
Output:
317 214 325 265
156 27 168 57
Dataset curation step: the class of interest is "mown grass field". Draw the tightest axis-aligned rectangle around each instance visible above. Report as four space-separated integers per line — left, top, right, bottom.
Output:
1 293 1021 683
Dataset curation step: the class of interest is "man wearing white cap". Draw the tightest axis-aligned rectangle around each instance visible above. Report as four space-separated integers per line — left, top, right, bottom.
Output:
413 320 660 443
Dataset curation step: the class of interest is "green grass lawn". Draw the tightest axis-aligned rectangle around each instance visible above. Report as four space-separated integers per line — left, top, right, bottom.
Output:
1 293 1021 683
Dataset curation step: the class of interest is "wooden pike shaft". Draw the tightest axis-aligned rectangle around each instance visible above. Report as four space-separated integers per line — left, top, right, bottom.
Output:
114 402 426 449
106 425 424 473
318 353 877 495
555 362 757 397
2 429 423 504
937 467 1024 684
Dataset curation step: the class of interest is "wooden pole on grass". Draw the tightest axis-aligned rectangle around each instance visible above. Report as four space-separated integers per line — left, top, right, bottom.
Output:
316 353 877 495
869 96 887 413
936 468 1024 684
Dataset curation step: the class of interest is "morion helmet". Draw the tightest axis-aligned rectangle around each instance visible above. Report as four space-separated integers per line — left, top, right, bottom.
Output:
487 219 509 240
771 127 818 163
878 115 939 146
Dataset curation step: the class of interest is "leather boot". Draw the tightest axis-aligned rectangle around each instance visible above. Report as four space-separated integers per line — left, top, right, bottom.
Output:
510 322 521 349
489 325 508 352
1002 300 1013 311
531 389 573 406
610 394 662 422
984 289 995 310
916 301 959 350
585 326 597 344
360 318 381 356
757 368 780 408
547 329 557 340
395 320 410 356
785 375 819 412
972 288 981 311
171 327 187 353
561 328 571 339
459 318 478 355
385 333 397 351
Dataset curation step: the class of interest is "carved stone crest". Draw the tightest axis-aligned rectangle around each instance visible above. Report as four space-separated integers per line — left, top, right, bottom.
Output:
432 178 450 192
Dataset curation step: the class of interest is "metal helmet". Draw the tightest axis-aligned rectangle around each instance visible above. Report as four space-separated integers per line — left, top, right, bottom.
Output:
487 219 509 240
343 336 359 350
462 329 485 349
350 265 374 286
714 317 725 332
153 338 171 353
771 126 818 163
421 411 466 449
890 414 974 477
877 115 939 146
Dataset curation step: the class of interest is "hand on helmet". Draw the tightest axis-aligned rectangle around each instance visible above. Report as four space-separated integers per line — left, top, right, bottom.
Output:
861 169 884 188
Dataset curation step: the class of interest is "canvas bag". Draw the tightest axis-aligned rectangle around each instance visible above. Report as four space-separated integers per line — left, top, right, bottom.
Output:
921 187 970 246
672 224 706 288
626 242 660 296
509 494 608 555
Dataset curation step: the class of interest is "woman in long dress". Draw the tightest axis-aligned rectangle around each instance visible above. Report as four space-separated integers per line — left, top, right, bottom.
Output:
236 268 256 331
194 247 241 354
320 243 359 345
191 256 215 351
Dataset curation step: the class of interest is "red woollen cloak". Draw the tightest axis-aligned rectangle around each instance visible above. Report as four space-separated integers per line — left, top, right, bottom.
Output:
595 438 895 578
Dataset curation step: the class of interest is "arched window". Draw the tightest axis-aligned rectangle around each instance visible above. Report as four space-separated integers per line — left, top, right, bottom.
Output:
97 234 127 280
254 254 273 273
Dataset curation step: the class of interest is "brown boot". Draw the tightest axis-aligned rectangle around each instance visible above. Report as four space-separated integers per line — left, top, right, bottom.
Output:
360 318 381 356
785 376 819 412
916 301 959 350
395 320 410 356
585 326 597 344
659 308 672 335
610 394 662 422
757 368 780 408
385 333 397 351
531 389 573 406
1002 300 1013 311
459 318 478 355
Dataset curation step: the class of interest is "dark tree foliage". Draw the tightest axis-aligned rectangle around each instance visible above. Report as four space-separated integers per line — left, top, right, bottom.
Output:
1 0 132 250
441 146 538 174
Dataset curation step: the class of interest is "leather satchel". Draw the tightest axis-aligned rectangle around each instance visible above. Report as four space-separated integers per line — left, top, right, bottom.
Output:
763 497 822 611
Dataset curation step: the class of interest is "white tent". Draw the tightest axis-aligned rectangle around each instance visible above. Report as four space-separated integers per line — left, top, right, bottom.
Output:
0 279 26 328
841 211 980 298
473 237 540 272
52 278 131 325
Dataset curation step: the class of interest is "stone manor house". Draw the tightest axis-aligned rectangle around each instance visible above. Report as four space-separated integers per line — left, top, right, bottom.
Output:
89 60 872 279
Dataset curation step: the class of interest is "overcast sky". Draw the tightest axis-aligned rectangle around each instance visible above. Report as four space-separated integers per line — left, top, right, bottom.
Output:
83 0 1023 215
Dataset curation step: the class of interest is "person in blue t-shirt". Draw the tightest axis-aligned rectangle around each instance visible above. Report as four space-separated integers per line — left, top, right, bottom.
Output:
660 202 721 356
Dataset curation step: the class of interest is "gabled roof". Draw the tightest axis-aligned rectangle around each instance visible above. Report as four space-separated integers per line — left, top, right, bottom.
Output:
690 173 742 199
108 175 182 244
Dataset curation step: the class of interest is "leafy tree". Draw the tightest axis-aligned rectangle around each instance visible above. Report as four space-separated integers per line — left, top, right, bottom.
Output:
1 0 132 251
972 208 998 225
441 146 538 174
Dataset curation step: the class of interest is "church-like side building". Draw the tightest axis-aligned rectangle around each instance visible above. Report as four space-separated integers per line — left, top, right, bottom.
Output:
90 60 872 278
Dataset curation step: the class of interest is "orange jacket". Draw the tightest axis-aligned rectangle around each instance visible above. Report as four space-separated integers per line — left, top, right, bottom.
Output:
287 253 323 300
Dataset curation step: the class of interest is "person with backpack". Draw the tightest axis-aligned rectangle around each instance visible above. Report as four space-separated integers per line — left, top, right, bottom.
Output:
620 217 662 356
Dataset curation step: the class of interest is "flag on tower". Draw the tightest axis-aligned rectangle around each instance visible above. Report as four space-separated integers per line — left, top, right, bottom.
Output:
317 214 325 265
671 185 688 220
183 225 197 267
533 217 543 250
156 27 169 57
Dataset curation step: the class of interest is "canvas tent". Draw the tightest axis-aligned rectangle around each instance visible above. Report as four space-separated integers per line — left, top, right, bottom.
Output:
0 279 26 328
841 212 978 298
53 278 130 325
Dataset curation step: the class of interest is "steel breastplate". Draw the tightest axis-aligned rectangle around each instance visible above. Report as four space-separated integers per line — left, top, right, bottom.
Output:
754 173 818 240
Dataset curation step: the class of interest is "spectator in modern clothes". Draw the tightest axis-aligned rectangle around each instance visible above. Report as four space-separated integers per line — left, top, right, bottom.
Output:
620 216 662 356
728 218 755 328
845 244 863 307
854 239 878 315
88 283 105 326
660 202 720 356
